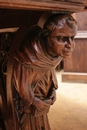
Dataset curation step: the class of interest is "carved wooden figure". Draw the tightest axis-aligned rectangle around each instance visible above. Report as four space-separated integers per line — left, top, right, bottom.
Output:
0 13 77 130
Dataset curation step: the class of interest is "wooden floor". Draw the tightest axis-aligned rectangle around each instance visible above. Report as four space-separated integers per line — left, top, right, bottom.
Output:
48 70 87 130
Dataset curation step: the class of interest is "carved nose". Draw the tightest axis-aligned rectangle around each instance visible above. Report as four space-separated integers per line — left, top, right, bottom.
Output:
68 38 74 48
68 38 72 45
65 37 75 49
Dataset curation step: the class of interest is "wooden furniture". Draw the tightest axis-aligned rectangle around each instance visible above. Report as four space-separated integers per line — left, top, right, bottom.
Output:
0 1 86 31
62 12 87 83
0 1 87 130
0 0 85 12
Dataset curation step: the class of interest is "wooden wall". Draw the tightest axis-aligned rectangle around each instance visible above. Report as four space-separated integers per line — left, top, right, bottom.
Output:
76 12 87 30
62 12 87 83
64 39 87 73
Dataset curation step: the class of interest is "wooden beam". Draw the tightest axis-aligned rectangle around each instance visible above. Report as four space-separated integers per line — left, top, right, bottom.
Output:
0 0 84 12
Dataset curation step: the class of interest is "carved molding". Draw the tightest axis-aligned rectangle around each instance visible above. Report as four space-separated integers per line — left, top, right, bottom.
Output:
75 31 87 39
0 0 84 12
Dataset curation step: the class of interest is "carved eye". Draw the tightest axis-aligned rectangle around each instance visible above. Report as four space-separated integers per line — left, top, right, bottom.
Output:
55 36 63 42
62 37 68 42
54 36 75 43
56 36 68 43
71 36 74 40
59 36 64 41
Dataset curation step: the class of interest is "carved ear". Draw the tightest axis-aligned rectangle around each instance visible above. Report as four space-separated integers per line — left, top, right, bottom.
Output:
47 36 53 47
38 29 49 39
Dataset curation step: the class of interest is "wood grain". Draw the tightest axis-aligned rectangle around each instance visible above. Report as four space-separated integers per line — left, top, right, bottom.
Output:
0 0 84 12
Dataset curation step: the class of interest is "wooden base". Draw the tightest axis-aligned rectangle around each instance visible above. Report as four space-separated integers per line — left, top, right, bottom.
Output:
62 72 87 83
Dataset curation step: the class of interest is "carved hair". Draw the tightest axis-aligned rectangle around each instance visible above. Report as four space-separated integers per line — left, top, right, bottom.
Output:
43 13 77 33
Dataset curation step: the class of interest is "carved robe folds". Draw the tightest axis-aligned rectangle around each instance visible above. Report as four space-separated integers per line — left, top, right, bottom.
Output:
12 37 62 130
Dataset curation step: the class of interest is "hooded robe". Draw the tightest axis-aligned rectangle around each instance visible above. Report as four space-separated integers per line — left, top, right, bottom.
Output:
12 32 62 130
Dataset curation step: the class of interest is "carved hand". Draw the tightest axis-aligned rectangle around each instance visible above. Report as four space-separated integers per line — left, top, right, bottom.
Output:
32 97 50 111
49 89 56 105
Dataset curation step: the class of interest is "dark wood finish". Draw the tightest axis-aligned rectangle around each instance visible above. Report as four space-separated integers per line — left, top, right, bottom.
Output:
0 9 44 29
0 13 77 130
0 0 86 130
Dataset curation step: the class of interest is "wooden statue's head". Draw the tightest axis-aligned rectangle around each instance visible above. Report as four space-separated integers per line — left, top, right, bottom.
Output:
39 13 77 58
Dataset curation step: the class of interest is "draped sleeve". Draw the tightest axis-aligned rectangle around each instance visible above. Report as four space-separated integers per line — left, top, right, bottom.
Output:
51 68 58 90
12 59 34 107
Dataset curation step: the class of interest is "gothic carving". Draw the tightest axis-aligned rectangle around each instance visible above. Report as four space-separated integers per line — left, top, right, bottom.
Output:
0 13 77 130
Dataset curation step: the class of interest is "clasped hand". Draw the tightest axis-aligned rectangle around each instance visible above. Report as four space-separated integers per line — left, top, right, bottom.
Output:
33 89 56 111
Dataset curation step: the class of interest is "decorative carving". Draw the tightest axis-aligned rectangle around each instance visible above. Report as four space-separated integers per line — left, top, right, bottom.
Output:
0 0 84 12
0 33 14 130
0 13 77 130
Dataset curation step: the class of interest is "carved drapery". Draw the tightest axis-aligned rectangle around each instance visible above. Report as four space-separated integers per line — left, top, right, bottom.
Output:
0 33 14 130
0 11 77 130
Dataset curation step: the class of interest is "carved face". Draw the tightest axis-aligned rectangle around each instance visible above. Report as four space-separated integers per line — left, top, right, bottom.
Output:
47 19 77 58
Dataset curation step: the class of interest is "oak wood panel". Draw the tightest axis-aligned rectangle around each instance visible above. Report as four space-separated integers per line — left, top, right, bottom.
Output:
64 39 87 73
